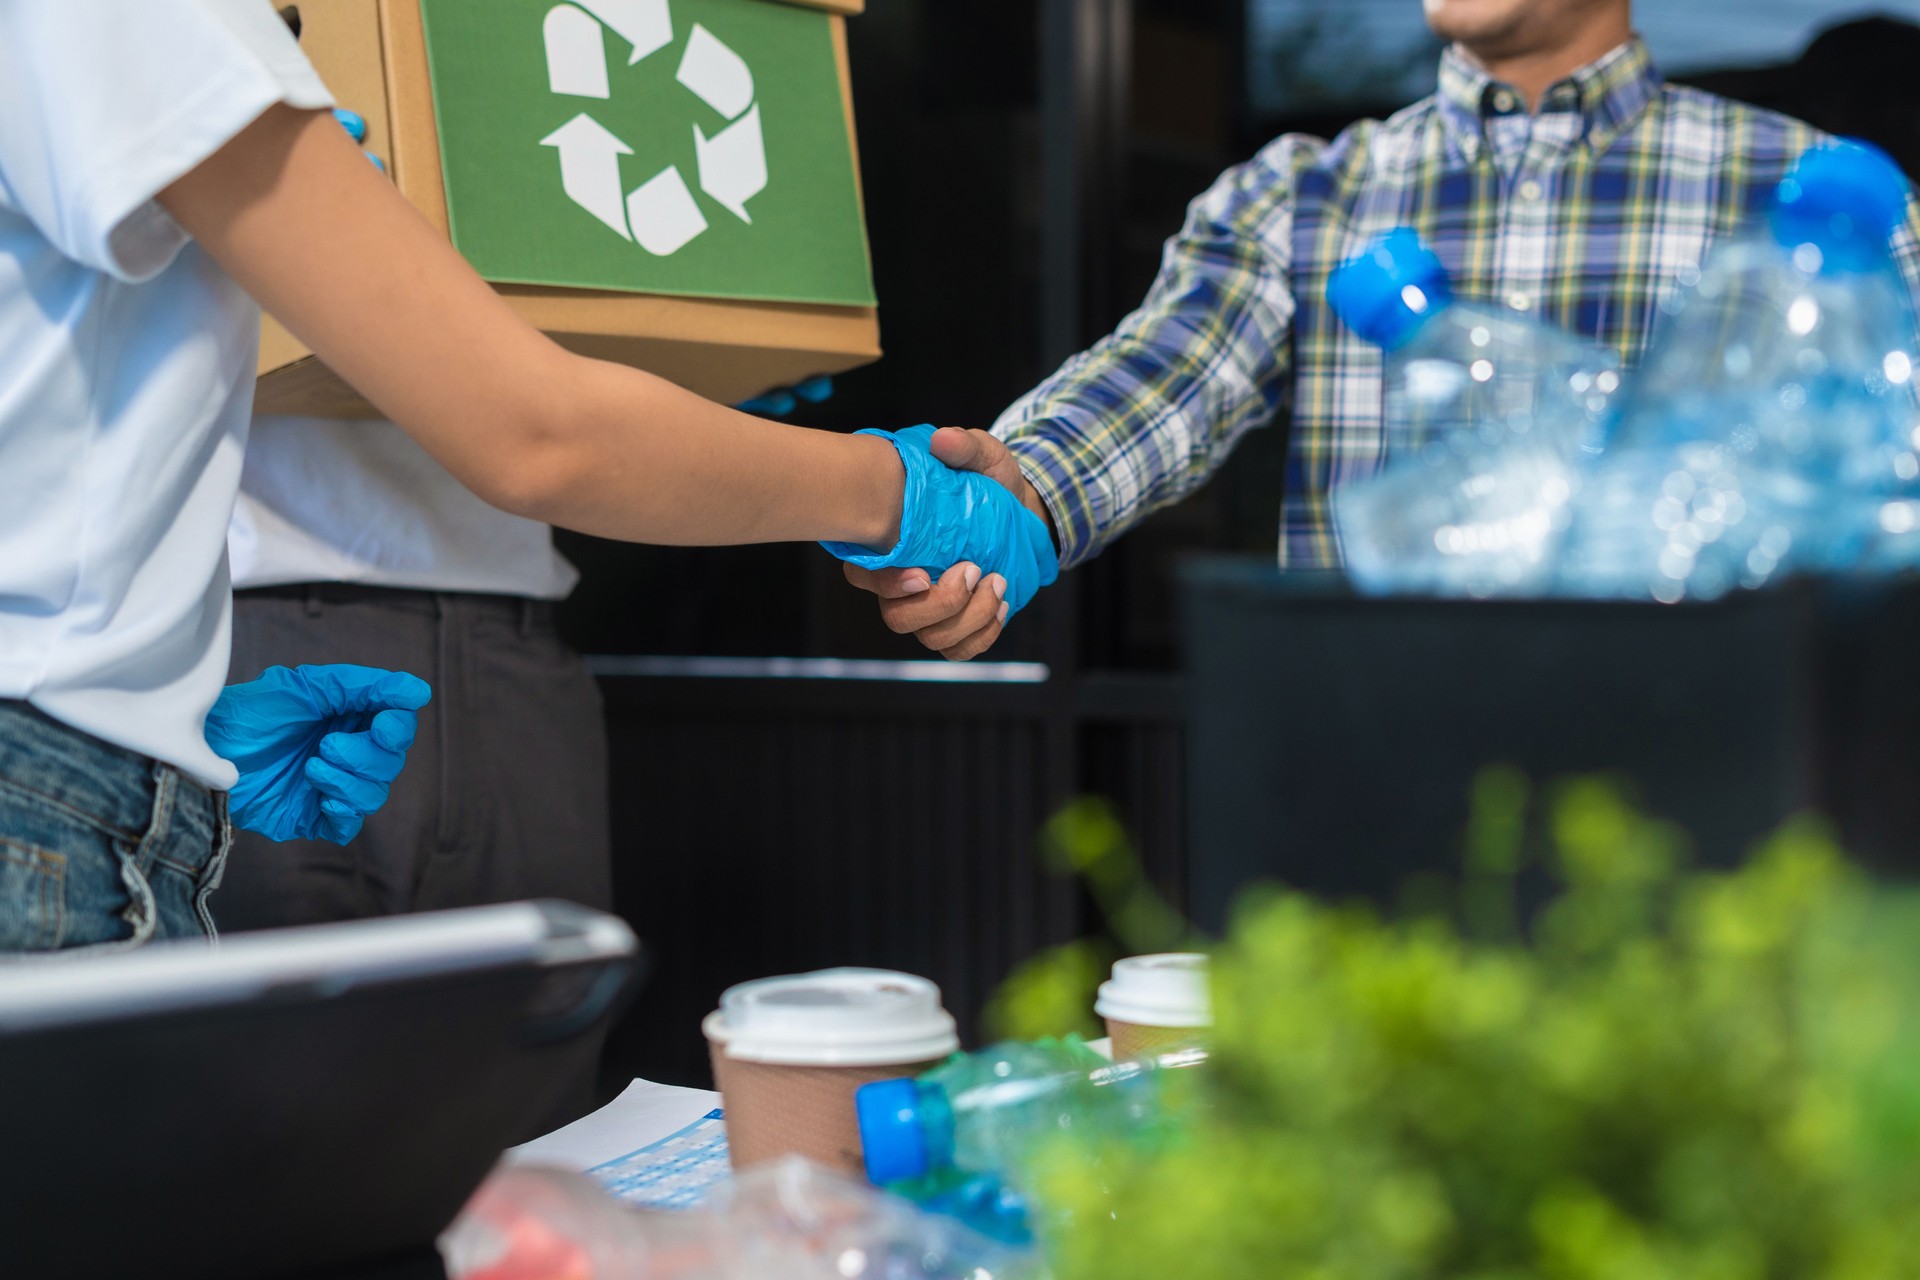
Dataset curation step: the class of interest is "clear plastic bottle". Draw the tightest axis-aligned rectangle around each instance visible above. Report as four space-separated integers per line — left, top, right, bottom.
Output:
1326 228 1622 596
854 1038 1200 1243
1560 140 1920 601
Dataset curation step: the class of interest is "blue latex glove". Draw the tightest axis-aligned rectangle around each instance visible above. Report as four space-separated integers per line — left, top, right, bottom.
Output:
821 425 1060 615
737 375 834 418
206 665 432 845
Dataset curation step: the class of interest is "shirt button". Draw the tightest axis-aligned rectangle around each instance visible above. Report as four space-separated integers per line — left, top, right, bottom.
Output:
1492 90 1518 114
1508 292 1533 312
1519 180 1544 202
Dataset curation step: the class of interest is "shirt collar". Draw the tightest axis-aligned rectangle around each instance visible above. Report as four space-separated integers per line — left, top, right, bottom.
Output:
1436 35 1662 160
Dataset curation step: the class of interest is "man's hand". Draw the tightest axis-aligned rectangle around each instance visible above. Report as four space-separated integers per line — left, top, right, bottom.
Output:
843 427 1055 661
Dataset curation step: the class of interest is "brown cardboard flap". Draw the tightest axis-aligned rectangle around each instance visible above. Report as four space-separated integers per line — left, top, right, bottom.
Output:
259 328 872 418
547 331 877 406
306 0 391 157
253 0 389 380
377 0 449 236
498 286 878 351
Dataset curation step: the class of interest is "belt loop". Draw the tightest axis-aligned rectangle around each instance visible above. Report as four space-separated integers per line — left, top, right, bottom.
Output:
136 761 179 880
303 584 324 619
519 598 535 641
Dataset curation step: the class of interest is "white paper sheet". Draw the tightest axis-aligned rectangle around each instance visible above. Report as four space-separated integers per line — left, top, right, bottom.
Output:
508 1077 733 1210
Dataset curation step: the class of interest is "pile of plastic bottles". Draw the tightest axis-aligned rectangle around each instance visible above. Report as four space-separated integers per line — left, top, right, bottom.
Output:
440 1157 1039 1280
854 1037 1204 1247
1329 140 1920 603
440 1039 1204 1280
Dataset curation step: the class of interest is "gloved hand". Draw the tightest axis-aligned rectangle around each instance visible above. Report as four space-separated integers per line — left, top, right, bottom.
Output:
840 427 1055 661
333 107 387 173
821 425 1060 616
206 665 432 845
737 374 834 418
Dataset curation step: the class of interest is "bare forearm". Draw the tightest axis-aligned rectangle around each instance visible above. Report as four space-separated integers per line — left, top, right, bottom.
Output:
523 356 902 547
162 104 901 550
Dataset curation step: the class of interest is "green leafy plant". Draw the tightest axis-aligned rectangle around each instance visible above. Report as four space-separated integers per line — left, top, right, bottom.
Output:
1015 773 1920 1279
986 797 1202 1042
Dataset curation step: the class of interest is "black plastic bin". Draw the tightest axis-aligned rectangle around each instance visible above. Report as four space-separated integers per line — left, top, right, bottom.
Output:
1178 557 1920 930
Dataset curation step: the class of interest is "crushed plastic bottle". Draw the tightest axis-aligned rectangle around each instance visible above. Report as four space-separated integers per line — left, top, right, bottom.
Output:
1327 228 1623 596
855 1038 1203 1245
1560 140 1920 601
1334 442 1579 598
440 1157 1035 1280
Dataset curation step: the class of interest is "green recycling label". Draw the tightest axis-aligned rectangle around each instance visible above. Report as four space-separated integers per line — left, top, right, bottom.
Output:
419 0 876 306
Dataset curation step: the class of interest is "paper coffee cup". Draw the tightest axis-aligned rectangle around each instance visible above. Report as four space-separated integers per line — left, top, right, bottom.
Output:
703 968 959 1175
1095 953 1211 1061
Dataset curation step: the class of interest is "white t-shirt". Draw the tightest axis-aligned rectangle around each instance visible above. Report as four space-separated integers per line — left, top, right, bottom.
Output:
0 0 332 789
230 419 579 600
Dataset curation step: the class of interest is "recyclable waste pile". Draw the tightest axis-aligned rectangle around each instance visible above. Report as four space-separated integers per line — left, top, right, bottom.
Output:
854 1037 1206 1248
438 1037 1206 1280
1328 229 1621 597
440 1156 1038 1280
1330 140 1920 602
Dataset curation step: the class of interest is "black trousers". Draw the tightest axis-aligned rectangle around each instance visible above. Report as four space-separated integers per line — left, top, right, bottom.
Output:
219 585 616 1129
218 585 613 929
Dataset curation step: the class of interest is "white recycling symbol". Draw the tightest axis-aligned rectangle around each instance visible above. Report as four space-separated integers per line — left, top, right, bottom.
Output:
538 0 767 256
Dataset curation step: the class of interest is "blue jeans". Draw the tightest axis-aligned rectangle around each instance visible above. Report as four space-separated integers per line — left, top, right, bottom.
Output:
0 701 231 954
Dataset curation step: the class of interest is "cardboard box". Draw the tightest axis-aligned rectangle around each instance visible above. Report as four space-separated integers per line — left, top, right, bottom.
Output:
258 0 878 418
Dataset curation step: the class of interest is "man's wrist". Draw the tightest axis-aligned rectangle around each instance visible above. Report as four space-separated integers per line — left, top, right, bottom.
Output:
1000 442 1071 562
1016 476 1059 555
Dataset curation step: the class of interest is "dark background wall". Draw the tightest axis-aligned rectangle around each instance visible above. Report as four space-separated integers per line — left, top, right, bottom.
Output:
558 1 1920 1089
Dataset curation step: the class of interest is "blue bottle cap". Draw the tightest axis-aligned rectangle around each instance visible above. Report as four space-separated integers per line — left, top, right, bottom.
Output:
856 1077 932 1185
1770 139 1911 271
1326 228 1455 350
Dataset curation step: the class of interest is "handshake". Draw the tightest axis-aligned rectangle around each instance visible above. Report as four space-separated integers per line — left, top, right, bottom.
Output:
205 424 1053 853
825 424 1059 662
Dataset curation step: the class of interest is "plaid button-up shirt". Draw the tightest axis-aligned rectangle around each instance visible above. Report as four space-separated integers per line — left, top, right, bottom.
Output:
994 38 1920 570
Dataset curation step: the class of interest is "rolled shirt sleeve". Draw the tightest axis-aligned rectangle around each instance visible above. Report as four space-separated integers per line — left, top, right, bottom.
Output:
1894 196 1920 343
991 135 1319 569
0 0 333 283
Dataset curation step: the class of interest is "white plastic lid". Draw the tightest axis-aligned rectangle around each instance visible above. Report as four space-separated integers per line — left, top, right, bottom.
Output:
701 967 959 1066
1094 953 1212 1028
